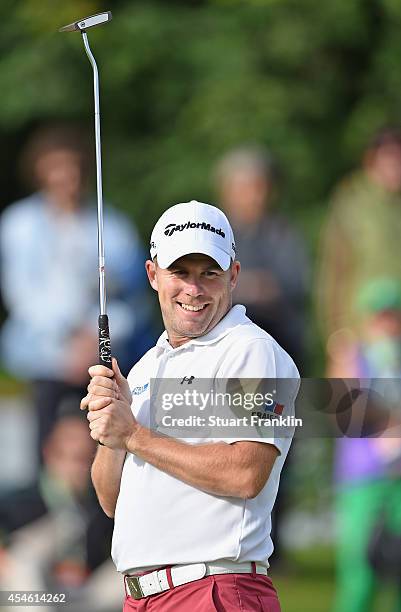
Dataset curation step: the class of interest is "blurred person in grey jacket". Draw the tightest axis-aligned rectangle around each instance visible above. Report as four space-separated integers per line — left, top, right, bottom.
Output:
214 146 309 568
0 413 122 612
214 146 309 372
0 124 155 459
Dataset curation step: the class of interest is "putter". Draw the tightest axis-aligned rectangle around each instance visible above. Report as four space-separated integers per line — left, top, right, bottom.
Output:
59 12 113 370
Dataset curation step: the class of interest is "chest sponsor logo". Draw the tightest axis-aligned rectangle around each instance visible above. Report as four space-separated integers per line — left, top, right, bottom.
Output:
264 400 284 415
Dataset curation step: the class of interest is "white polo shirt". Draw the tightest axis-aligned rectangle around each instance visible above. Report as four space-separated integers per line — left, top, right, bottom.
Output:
111 305 299 573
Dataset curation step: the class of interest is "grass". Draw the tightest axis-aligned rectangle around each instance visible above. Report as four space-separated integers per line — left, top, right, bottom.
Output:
0 371 26 396
271 546 335 612
271 546 400 612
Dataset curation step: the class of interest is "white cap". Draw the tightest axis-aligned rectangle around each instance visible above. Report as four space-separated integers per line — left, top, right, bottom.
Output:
150 200 236 270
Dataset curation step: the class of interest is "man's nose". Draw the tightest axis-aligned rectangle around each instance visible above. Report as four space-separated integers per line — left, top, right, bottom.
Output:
183 276 203 297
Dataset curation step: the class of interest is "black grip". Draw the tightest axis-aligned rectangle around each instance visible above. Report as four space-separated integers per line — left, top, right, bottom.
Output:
98 314 112 447
98 314 112 369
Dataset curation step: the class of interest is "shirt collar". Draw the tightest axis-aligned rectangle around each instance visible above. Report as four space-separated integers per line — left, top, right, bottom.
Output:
156 305 249 354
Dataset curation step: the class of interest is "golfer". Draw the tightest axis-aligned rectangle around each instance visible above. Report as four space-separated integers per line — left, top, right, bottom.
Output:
81 200 299 611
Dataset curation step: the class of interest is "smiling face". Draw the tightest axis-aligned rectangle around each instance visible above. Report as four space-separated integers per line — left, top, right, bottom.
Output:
146 253 240 347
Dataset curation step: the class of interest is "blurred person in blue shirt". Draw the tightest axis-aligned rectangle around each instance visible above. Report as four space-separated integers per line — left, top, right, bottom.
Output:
0 124 155 459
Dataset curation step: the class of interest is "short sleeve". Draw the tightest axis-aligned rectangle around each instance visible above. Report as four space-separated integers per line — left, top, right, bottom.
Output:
211 338 300 454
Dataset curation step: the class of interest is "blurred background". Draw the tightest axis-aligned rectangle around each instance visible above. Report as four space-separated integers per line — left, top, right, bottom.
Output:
1 0 401 610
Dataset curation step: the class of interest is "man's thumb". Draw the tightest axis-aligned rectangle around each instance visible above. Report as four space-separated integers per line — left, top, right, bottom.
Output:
112 357 123 380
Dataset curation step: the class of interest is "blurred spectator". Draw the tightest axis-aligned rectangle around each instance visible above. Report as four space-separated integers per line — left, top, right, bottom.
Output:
0 123 155 460
0 413 122 612
331 278 401 612
214 145 310 372
318 127 401 357
214 145 309 570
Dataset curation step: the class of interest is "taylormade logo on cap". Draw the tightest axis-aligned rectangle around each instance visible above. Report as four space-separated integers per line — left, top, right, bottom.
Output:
150 200 236 271
164 221 226 238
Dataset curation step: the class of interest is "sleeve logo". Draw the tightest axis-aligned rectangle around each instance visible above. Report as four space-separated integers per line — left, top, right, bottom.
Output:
131 383 149 396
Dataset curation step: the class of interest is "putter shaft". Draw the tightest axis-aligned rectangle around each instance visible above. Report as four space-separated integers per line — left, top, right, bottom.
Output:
82 32 106 317
81 31 112 371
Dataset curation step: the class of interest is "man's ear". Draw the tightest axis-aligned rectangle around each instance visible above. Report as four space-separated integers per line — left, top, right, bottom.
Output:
145 260 158 291
230 261 241 291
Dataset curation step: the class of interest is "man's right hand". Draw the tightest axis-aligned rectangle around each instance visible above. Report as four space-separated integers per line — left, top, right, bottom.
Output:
82 358 130 516
80 358 132 411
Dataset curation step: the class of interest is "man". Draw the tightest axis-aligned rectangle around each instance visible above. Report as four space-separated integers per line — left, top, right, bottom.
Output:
81 200 299 611
318 127 401 351
215 146 309 371
0 123 155 459
214 147 308 567
330 279 401 612
0 414 120 612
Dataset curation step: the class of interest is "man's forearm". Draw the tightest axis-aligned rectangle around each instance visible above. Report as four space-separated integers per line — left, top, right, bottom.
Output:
126 426 277 499
91 446 126 517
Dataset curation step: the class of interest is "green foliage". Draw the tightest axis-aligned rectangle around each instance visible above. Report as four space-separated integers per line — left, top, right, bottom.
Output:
0 0 400 248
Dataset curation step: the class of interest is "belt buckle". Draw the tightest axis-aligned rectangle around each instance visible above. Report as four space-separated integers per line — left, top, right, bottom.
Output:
126 575 145 600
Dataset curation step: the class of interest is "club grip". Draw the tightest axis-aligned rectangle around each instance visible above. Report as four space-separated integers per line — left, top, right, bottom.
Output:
98 314 112 369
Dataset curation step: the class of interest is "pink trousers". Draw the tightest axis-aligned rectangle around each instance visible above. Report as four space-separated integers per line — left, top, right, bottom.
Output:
123 573 281 611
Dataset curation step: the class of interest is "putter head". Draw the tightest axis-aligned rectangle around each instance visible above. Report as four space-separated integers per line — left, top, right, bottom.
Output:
59 11 112 33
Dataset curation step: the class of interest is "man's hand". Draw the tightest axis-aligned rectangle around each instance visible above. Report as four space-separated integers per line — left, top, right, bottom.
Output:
80 358 138 449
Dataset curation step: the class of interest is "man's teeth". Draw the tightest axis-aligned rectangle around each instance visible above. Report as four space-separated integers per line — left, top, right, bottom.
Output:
180 303 206 311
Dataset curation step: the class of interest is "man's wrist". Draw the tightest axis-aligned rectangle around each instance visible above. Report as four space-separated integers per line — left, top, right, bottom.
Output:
125 422 148 454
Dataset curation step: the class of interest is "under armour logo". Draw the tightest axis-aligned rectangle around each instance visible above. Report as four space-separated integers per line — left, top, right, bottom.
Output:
180 376 195 385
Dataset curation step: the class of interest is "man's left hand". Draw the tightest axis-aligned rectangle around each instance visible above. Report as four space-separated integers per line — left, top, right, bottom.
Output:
81 361 138 449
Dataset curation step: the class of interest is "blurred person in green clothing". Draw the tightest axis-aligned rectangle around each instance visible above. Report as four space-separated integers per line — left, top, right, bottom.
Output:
318 127 401 366
331 279 401 612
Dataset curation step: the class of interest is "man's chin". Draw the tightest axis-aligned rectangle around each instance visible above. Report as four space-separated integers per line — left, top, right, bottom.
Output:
181 325 208 338
175 320 211 339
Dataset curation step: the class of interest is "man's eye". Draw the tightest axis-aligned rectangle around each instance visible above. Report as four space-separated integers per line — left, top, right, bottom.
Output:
204 271 218 278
